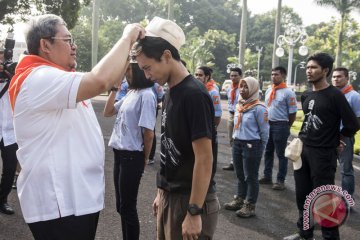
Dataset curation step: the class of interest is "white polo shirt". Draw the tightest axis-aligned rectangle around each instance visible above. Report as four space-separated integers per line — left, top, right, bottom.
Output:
13 66 105 223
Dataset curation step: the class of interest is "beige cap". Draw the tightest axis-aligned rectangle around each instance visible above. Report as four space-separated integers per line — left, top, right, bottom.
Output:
145 16 186 51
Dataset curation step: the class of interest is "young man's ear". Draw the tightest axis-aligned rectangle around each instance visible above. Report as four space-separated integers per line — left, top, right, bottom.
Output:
162 50 172 63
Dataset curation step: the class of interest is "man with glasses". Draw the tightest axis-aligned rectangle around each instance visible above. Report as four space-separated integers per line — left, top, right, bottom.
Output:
9 14 145 239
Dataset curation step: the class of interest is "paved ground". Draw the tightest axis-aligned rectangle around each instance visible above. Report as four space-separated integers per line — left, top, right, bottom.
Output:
1 97 360 240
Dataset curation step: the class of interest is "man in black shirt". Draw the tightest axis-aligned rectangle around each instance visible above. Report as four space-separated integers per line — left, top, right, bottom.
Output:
131 17 219 239
284 53 359 240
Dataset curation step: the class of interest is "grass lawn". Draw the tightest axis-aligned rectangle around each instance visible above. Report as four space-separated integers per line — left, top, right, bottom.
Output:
290 111 360 155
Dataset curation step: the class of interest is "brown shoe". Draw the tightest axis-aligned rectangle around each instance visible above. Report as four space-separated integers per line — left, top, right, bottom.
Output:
222 163 234 171
259 177 272 184
224 196 244 211
236 202 255 218
272 182 285 190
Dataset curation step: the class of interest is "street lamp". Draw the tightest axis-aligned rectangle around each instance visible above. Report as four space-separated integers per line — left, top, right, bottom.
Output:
226 63 242 73
293 61 306 87
275 25 309 86
349 71 357 83
256 46 263 81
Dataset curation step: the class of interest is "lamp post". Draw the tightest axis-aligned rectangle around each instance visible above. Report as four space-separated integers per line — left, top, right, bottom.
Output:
275 26 308 86
293 61 306 87
226 63 242 74
256 46 263 80
349 71 357 83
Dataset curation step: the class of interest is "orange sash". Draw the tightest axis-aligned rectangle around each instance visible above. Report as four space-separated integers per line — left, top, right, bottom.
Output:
205 81 215 91
230 82 238 104
235 99 263 129
341 85 353 95
267 82 287 106
9 55 78 111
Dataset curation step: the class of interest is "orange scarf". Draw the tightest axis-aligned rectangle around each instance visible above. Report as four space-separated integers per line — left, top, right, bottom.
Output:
235 99 263 129
341 85 353 95
9 55 85 111
230 82 238 104
267 82 287 106
205 79 218 91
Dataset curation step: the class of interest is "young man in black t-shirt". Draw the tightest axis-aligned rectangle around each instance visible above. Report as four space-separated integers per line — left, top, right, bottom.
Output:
284 53 359 240
131 17 219 239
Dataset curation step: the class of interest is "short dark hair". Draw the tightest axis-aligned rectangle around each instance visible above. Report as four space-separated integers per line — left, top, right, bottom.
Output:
128 63 154 89
272 66 287 76
307 52 334 77
197 66 213 80
133 36 181 62
26 14 66 55
333 67 349 78
230 67 242 76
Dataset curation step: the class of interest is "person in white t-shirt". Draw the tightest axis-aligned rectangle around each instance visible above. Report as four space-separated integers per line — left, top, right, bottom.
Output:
9 14 145 240
104 62 156 240
0 51 18 215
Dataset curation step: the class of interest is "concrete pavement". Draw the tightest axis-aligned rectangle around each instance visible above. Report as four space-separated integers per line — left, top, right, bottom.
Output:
0 97 359 240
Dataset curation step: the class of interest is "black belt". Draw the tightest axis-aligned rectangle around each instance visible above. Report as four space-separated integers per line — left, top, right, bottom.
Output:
229 111 235 115
269 120 288 125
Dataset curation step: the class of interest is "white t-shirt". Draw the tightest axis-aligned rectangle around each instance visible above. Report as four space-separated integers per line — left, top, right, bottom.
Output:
0 85 16 146
109 88 157 151
13 66 105 223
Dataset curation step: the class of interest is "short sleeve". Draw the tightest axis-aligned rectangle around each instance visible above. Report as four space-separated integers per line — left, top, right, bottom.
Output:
287 90 298 114
184 91 214 141
138 90 157 130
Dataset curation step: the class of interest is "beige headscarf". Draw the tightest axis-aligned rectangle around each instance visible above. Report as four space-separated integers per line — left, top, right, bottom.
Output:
238 76 260 105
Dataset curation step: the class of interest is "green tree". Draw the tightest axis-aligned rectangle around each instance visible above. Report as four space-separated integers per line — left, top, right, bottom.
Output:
0 0 90 29
314 0 360 67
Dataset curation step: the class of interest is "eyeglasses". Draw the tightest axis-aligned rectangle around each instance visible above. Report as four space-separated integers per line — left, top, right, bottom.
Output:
43 36 76 47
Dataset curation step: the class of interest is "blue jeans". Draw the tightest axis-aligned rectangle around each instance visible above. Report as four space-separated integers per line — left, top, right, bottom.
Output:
263 122 290 182
338 136 355 197
232 139 263 204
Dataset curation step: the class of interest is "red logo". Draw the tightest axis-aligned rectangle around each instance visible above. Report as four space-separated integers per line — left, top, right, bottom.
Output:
311 192 349 228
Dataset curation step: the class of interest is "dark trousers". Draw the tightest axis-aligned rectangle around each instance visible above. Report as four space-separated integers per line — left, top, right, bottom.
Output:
294 145 339 240
28 212 100 240
113 149 145 240
263 121 290 182
0 139 18 204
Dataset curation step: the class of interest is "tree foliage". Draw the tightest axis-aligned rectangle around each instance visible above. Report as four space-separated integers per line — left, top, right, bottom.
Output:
0 0 91 29
314 0 360 66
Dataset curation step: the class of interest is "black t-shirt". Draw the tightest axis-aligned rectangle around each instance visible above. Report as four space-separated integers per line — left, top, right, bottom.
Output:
157 75 217 193
299 85 359 148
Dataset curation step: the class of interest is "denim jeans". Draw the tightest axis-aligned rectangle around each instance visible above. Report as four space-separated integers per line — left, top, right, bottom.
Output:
232 139 263 204
113 149 145 240
263 122 290 182
338 136 355 197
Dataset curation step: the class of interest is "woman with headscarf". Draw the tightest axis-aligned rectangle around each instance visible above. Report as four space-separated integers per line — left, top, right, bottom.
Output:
224 76 269 218
103 62 157 240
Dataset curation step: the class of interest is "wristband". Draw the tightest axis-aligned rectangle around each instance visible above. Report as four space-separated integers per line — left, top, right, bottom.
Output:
339 140 346 147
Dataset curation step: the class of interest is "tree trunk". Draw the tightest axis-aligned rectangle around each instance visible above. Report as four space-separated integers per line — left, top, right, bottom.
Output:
238 0 247 68
91 0 100 68
335 13 345 67
272 0 282 68
168 0 174 20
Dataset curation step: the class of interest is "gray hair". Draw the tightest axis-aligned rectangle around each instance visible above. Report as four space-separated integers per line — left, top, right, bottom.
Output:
25 14 66 55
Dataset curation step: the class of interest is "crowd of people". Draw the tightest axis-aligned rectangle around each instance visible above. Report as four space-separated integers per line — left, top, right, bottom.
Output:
0 13 359 240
